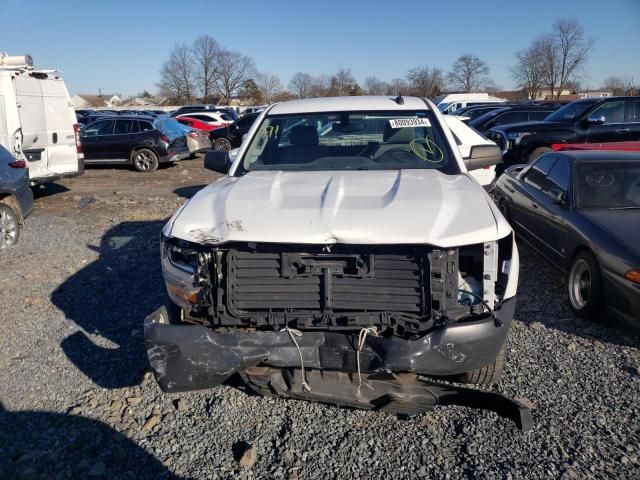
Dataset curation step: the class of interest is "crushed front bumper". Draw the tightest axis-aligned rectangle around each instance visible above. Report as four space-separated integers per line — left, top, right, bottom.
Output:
144 298 515 391
144 298 533 430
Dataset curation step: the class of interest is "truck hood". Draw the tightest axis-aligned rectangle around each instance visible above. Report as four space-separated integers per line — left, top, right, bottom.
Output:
167 170 511 247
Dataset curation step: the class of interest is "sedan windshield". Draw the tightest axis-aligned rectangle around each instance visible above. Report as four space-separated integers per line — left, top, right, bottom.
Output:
545 100 598 123
238 111 457 174
575 161 640 208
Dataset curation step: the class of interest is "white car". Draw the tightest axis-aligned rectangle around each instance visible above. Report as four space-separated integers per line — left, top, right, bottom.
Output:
176 111 233 126
443 115 497 189
145 96 526 425
434 93 507 115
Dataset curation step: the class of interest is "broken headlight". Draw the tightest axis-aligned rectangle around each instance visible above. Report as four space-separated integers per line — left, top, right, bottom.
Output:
162 235 199 273
161 235 201 308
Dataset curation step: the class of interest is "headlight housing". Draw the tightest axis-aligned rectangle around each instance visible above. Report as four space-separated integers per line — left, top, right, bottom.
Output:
161 235 202 308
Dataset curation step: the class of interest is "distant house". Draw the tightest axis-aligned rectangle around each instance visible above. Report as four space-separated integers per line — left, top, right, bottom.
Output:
577 90 613 99
131 96 167 107
71 94 123 108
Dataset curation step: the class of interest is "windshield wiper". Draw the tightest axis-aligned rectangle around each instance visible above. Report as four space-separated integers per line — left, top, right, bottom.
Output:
608 206 640 210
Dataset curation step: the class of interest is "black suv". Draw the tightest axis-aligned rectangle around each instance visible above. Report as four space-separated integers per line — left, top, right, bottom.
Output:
470 105 557 135
81 116 190 172
489 96 640 164
209 112 260 150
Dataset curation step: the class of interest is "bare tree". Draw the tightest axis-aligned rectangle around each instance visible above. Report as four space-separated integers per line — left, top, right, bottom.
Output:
385 78 409 96
448 54 490 92
211 48 256 105
288 72 314 98
511 42 546 100
602 76 629 95
552 19 593 99
363 76 388 95
406 66 444 97
192 35 220 103
308 75 332 97
157 43 196 102
255 73 283 103
330 67 357 96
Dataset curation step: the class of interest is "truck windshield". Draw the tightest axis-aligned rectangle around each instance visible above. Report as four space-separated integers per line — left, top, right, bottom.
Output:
545 100 598 123
575 161 640 208
237 110 458 174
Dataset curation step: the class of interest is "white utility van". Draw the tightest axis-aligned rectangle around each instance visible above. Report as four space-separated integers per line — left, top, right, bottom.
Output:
434 93 506 115
0 53 83 185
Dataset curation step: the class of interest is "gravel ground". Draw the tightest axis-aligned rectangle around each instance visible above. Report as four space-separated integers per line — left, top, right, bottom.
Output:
1 161 639 479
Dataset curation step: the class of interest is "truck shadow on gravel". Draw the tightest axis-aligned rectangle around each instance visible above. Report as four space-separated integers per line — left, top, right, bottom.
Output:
51 220 168 389
0 402 181 479
173 185 207 199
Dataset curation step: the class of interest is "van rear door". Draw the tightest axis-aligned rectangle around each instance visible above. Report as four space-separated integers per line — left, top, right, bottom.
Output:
40 78 80 175
13 74 49 180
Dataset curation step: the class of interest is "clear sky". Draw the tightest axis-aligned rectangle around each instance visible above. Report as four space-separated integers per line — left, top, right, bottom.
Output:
1 0 638 96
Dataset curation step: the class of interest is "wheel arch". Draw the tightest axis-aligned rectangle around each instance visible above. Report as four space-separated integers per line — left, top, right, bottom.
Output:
0 192 24 225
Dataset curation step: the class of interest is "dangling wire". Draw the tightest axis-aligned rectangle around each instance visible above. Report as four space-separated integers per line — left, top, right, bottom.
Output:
356 327 379 397
281 327 311 392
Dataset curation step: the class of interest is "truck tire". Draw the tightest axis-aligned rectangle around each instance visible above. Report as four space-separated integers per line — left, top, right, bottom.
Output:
213 137 232 151
526 147 551 163
454 343 506 385
568 250 603 320
131 148 159 172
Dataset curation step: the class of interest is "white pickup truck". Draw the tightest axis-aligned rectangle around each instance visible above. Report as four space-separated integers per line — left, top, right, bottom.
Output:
145 96 530 428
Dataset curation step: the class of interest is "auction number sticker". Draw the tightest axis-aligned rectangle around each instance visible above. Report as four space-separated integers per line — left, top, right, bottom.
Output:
389 118 431 128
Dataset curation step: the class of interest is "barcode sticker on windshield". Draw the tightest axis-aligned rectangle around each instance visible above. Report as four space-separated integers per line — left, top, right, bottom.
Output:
389 118 431 128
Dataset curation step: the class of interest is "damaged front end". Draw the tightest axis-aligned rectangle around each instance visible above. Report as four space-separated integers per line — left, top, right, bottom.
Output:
146 234 531 429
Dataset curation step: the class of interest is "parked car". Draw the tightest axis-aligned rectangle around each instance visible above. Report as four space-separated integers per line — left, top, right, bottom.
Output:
181 126 212 155
0 54 83 185
493 150 640 326
552 141 640 152
470 105 557 135
176 116 224 132
81 116 190 172
488 96 640 165
0 144 33 249
209 112 260 151
454 104 515 122
176 111 233 126
170 105 239 121
434 93 507 114
77 112 111 126
442 115 498 189
143 96 531 428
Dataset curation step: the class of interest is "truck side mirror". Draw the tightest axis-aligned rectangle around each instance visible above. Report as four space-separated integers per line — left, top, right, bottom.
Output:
464 145 503 171
204 150 230 174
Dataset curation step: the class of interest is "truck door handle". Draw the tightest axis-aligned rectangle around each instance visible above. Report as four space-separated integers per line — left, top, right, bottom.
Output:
532 202 539 209
52 132 58 144
616 128 630 134
508 187 515 193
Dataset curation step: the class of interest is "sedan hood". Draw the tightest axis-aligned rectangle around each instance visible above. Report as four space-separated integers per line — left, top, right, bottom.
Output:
582 209 640 258
167 170 510 247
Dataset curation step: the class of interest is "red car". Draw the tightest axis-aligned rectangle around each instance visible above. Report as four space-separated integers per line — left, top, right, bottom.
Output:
176 116 224 132
552 141 640 152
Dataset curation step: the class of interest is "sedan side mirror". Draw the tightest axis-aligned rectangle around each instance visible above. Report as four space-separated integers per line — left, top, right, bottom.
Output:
464 145 503 171
549 188 566 206
204 150 230 174
585 114 605 126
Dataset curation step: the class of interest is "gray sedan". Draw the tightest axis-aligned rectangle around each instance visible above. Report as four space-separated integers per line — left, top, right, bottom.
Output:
493 150 640 326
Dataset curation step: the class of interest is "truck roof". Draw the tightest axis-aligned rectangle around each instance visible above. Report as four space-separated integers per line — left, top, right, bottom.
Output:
268 95 431 115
